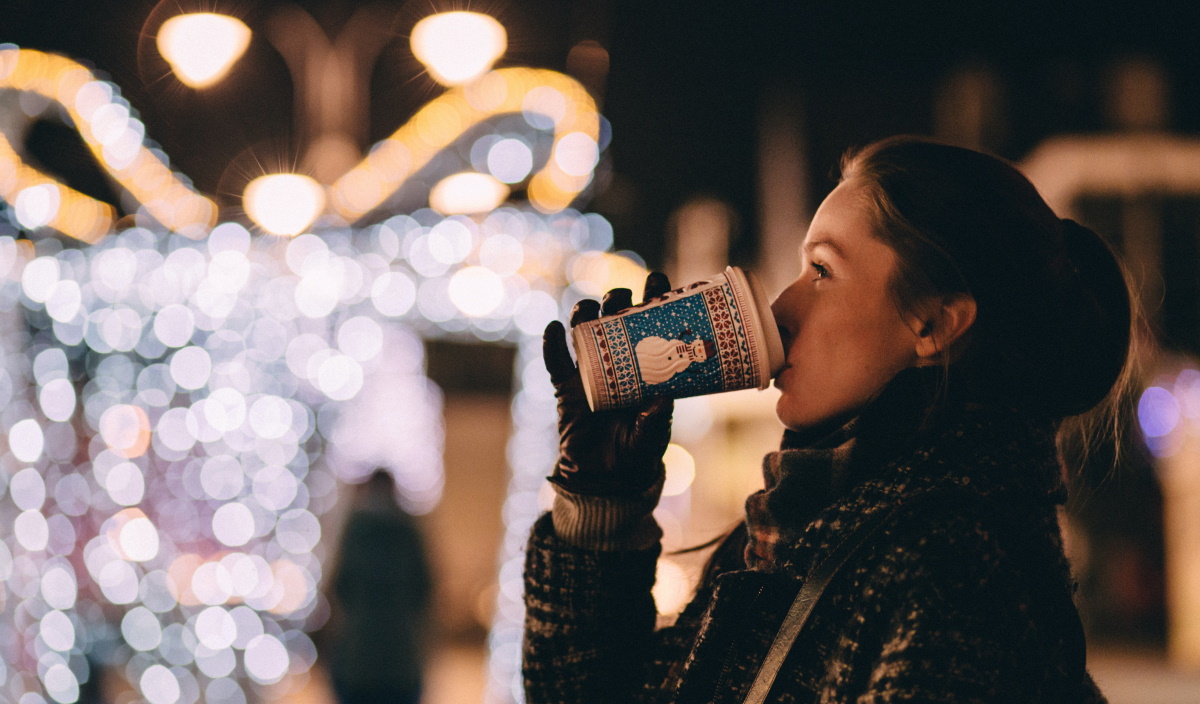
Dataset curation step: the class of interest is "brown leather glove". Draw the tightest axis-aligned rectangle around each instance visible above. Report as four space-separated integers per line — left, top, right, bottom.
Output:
542 272 674 497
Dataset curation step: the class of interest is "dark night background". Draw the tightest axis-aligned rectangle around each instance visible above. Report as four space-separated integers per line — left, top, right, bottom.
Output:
6 0 1200 268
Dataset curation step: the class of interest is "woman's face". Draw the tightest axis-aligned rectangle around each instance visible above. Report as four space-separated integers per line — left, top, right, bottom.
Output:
771 180 923 431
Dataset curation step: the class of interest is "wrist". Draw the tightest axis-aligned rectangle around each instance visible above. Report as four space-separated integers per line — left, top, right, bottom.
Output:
550 472 665 551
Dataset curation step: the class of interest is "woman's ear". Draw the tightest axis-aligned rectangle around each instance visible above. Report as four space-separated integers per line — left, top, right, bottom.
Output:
913 294 977 361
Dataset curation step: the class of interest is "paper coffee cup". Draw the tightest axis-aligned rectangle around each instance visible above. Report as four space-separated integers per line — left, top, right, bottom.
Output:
572 266 785 411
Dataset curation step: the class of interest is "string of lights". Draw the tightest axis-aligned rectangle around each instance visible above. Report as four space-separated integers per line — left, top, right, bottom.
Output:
0 10 706 704
0 202 657 703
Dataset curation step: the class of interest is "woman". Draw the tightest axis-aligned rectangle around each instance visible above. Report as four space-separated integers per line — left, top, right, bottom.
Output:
523 136 1134 703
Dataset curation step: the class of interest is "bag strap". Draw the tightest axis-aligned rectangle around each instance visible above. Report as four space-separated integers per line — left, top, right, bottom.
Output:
742 489 1088 704
742 499 906 704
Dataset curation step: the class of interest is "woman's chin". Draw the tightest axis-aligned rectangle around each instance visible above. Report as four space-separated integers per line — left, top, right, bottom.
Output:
774 397 802 431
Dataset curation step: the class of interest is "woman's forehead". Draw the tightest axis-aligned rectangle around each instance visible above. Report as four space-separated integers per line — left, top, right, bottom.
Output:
804 182 884 253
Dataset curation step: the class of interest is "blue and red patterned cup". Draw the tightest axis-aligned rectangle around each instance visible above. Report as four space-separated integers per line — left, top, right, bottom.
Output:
572 266 785 411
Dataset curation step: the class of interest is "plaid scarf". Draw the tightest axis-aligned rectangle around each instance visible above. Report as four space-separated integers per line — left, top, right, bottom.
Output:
743 368 948 570
743 426 857 569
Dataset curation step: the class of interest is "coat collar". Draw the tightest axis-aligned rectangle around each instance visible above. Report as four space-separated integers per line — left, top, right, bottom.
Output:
746 367 1064 573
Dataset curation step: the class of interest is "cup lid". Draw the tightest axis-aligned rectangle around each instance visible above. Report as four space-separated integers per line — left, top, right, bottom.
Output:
570 324 602 411
729 266 785 388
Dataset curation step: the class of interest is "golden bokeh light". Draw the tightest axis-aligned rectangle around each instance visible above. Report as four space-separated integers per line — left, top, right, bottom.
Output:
243 173 326 236
330 68 601 220
1 126 113 242
429 172 510 215
0 47 217 240
156 13 252 89
568 251 650 298
410 12 507 86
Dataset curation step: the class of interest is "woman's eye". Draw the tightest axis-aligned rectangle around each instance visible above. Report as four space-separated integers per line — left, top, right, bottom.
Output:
810 262 830 280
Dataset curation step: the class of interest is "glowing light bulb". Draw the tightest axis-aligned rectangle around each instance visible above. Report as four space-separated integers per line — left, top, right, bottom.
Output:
157 13 252 89
411 12 507 86
243 174 326 236
429 172 509 215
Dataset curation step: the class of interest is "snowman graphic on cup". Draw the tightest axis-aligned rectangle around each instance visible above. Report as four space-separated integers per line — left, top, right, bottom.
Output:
634 331 717 385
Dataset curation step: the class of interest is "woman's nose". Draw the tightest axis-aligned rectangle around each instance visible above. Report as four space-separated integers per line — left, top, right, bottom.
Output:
770 281 803 346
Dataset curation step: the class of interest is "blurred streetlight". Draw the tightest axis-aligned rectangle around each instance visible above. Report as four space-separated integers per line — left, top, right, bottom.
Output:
410 11 507 86
152 2 399 186
243 173 325 235
156 13 252 88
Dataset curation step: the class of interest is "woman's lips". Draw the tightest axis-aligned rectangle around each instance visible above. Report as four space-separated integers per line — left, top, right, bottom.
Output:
772 363 792 388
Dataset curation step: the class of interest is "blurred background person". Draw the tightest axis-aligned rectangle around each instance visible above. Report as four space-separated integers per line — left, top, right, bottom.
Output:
324 468 434 704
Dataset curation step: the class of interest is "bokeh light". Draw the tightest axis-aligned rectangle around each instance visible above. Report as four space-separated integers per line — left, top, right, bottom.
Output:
8 417 44 462
0 30 628 703
330 67 601 220
157 13 253 89
243 174 326 236
487 138 534 184
661 444 697 497
0 47 217 240
1137 366 1200 459
410 12 507 86
651 559 691 617
430 173 510 215
14 183 61 229
1140 386 1180 439
0 201 624 700
449 266 505 317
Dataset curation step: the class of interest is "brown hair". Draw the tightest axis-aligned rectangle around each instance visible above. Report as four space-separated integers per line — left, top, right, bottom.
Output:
839 136 1141 466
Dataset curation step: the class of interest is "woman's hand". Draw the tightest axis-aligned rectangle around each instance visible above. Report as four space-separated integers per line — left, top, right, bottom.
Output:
542 272 674 496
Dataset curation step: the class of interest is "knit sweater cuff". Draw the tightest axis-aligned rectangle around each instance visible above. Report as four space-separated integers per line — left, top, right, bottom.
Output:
551 475 664 551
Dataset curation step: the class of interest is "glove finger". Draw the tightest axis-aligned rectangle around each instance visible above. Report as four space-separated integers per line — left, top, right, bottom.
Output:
543 320 593 418
601 287 634 316
542 321 577 387
570 299 602 327
644 395 674 426
643 271 671 301
633 396 674 449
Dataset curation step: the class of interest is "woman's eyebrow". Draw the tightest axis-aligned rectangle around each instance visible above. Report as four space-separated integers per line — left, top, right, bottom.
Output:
804 239 847 260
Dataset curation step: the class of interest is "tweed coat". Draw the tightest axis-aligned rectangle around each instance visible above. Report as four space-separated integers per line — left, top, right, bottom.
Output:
522 397 1108 703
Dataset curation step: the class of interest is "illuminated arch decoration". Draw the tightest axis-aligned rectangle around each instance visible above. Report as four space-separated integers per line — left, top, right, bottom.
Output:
0 132 115 243
0 222 651 704
332 67 601 220
0 48 601 243
0 38 648 704
0 47 218 241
